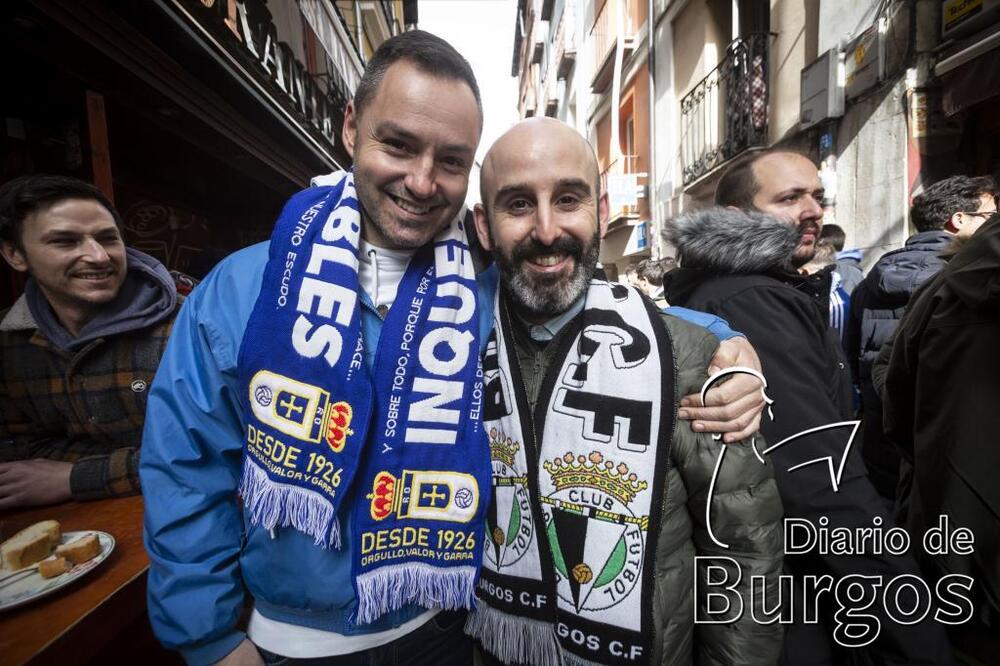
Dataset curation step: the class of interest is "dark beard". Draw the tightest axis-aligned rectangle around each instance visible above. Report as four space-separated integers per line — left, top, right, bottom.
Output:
791 225 819 267
748 203 819 268
494 230 601 320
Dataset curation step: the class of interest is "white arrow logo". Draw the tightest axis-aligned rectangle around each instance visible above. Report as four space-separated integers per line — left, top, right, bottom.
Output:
697 367 860 549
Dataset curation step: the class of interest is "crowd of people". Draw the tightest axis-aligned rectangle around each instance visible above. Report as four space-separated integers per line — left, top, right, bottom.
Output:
1 28 997 666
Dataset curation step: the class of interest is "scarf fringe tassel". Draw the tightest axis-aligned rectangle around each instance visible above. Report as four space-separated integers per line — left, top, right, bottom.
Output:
239 458 341 549
355 563 477 625
465 604 561 666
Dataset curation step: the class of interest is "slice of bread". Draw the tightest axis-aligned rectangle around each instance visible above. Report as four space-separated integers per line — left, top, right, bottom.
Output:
38 556 71 579
1 520 62 570
55 533 101 565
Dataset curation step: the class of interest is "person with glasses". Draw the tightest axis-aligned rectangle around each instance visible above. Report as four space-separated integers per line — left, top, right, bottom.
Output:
843 175 998 502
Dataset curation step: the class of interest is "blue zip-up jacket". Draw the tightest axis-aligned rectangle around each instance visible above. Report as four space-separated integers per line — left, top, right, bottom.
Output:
140 242 738 663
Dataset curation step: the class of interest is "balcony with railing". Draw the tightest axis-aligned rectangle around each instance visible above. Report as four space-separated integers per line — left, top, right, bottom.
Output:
600 154 644 225
300 0 365 98
511 1 525 77
521 69 539 117
547 0 576 82
590 0 643 92
680 33 769 186
540 2 567 114
557 28 577 79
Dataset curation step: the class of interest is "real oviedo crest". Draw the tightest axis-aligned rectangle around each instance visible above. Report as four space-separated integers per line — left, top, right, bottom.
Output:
367 470 480 523
249 370 354 453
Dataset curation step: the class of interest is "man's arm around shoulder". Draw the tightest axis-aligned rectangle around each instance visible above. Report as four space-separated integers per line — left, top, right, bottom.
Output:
665 318 784 665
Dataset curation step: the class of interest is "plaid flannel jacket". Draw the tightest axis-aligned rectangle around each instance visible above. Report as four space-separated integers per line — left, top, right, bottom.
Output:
0 294 182 500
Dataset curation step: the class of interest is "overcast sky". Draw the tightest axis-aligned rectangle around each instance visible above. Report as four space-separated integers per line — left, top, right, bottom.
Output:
418 0 520 167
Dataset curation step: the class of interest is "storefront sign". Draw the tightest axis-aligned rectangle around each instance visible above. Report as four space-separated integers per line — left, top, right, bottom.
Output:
608 173 639 210
943 0 983 33
845 26 879 100
183 0 338 147
941 0 1000 39
623 221 648 256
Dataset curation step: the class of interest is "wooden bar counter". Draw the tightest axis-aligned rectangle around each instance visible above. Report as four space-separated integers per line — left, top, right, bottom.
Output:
0 496 153 664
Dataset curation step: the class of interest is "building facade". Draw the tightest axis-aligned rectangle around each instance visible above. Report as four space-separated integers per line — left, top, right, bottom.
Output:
1 0 415 308
512 0 654 279
511 0 1000 274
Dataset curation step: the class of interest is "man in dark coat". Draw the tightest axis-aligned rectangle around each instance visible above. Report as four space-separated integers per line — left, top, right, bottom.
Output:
880 213 1000 664
844 175 997 499
663 150 954 665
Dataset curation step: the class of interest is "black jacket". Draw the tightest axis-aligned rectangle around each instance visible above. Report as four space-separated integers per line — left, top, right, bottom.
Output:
842 231 952 499
882 215 1000 620
844 231 952 381
663 208 954 665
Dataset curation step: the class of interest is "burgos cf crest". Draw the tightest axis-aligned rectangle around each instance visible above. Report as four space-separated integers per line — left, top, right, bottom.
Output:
367 470 479 523
542 451 648 618
249 370 353 452
485 428 533 570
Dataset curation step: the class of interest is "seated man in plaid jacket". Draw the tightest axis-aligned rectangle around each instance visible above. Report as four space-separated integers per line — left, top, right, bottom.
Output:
0 174 189 509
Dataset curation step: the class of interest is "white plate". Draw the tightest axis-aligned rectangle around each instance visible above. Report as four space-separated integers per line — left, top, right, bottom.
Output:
0 530 115 612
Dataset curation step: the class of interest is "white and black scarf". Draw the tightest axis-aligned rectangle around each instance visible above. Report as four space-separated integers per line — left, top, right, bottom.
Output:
467 276 676 665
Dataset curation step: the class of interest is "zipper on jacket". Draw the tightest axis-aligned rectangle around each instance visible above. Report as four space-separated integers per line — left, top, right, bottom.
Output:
360 292 385 321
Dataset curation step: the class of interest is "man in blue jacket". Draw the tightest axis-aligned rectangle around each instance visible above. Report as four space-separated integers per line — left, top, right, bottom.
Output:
140 31 767 665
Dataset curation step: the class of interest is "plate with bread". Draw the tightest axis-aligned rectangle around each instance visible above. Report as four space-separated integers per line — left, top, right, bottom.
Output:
0 520 115 611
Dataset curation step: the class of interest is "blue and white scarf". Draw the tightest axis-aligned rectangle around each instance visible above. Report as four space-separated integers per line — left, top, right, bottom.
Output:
238 171 489 623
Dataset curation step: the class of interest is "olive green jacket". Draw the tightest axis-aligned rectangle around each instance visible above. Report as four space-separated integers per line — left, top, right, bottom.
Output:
511 307 784 666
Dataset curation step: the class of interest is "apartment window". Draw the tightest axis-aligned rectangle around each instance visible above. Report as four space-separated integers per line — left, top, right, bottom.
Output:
737 0 769 38
625 115 635 162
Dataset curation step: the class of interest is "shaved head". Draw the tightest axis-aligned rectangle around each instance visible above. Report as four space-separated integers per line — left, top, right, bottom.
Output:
472 117 608 321
480 117 600 212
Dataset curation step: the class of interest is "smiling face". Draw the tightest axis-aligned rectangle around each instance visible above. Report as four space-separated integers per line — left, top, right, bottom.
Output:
475 118 607 322
342 60 481 250
750 152 825 266
0 198 126 332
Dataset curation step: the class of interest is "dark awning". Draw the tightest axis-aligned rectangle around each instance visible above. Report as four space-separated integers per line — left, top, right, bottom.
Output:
936 28 1000 116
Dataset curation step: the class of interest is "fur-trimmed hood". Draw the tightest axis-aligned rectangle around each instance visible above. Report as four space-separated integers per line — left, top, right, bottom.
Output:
664 207 800 275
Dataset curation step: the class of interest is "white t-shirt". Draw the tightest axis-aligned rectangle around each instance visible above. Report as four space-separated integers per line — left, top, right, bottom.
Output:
248 608 438 657
248 238 429 657
358 239 415 312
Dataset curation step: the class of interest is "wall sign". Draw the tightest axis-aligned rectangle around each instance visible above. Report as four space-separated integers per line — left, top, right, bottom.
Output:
181 0 339 148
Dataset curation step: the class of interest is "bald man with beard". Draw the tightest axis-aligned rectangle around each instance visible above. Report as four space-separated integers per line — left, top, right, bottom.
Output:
464 118 784 666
